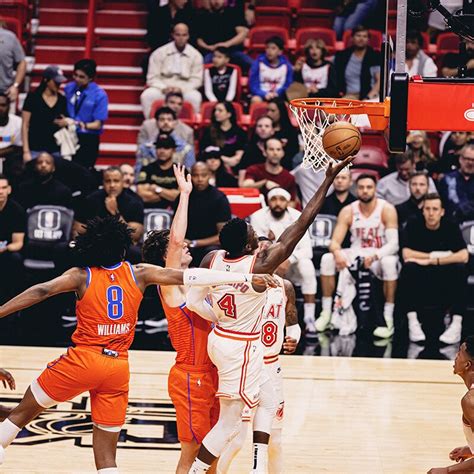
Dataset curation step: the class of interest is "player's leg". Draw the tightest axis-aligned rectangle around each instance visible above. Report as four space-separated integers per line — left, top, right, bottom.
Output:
295 258 317 333
0 406 12 421
92 424 121 473
217 418 250 474
177 440 201 474
268 427 283 474
317 252 337 331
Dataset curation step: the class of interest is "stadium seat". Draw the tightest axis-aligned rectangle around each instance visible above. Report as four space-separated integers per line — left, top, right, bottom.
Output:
203 63 242 101
23 206 74 270
295 27 337 54
353 145 388 171
343 29 383 51
249 101 269 126
255 6 292 30
437 32 460 54
218 188 264 219
0 0 29 26
143 208 173 238
295 0 334 29
149 99 195 124
360 132 388 153
247 26 290 56
0 16 22 39
350 167 380 181
200 101 244 127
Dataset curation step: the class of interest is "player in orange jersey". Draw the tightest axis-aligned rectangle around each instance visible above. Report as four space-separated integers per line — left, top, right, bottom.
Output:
0 215 277 472
0 369 15 421
142 165 219 474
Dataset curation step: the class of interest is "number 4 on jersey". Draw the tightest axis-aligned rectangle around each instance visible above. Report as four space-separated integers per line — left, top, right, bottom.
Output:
217 293 237 319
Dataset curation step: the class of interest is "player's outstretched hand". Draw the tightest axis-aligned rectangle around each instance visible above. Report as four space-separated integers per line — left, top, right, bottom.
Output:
283 336 298 354
251 274 280 289
0 368 15 390
325 155 356 180
449 445 472 462
173 163 192 195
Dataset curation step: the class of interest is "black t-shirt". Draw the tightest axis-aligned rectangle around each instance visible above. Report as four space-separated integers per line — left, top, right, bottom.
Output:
185 186 232 240
402 218 467 253
320 192 356 217
23 91 68 152
136 162 178 209
196 7 246 52
0 199 26 244
237 141 266 171
274 127 300 171
442 52 474 78
18 177 73 210
200 125 247 159
77 189 144 224
396 198 422 228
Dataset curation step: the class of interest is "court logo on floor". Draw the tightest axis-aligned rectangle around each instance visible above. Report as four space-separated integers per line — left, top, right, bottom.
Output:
2 395 179 450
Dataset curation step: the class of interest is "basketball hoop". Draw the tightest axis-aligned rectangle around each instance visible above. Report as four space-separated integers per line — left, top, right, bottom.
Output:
289 98 390 171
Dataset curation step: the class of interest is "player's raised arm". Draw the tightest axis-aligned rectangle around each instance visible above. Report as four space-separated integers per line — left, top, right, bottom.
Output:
258 155 355 273
0 268 86 319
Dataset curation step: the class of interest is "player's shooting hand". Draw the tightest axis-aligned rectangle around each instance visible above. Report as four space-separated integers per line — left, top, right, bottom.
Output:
325 155 356 180
283 336 298 354
449 445 472 462
174 164 192 195
251 274 279 288
0 369 15 390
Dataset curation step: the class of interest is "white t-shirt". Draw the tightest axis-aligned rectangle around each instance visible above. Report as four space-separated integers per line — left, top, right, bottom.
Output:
0 114 22 149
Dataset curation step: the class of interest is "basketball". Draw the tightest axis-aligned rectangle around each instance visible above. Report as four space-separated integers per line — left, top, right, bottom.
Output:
322 121 361 161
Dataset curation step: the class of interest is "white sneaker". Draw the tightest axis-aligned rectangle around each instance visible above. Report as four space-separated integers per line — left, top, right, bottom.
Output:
439 320 462 345
373 313 394 339
0 444 4 465
305 320 317 336
408 318 426 343
315 310 331 332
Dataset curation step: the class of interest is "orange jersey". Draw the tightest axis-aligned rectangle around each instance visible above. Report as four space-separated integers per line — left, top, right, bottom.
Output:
72 261 143 352
158 287 213 368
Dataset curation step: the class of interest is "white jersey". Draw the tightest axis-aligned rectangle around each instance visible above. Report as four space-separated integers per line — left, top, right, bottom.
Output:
350 199 387 253
209 250 268 334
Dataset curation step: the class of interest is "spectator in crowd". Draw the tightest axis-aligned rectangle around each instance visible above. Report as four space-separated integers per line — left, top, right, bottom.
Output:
405 30 438 77
146 0 194 51
21 66 68 163
377 153 436 206
292 165 331 208
184 162 232 265
441 39 474 78
333 0 378 40
0 174 25 304
0 93 22 185
196 0 252 72
199 101 247 169
250 187 317 333
242 137 298 206
136 134 180 209
266 98 300 170
120 163 136 193
164 91 194 147
293 39 338 98
75 167 144 255
334 25 381 100
63 59 108 170
396 171 430 228
401 193 469 344
321 168 356 216
202 146 238 187
439 143 474 223
136 106 195 172
141 23 203 118
0 21 26 103
237 115 275 183
317 174 399 338
406 130 437 172
438 131 471 174
203 47 239 102
249 36 293 104
17 152 72 210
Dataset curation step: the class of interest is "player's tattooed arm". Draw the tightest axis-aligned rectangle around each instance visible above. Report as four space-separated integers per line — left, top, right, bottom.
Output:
0 268 86 318
283 280 300 355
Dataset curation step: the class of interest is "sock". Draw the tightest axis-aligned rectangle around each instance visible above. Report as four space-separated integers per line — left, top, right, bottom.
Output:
407 311 418 323
252 443 268 473
452 314 463 325
97 469 119 474
321 297 333 314
303 303 316 324
0 419 21 448
383 303 395 325
189 458 211 473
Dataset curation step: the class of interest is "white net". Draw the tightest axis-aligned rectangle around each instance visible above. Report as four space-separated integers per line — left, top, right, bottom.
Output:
289 99 369 172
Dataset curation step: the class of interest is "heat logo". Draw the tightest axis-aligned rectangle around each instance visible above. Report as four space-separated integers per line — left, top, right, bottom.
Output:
465 105 474 122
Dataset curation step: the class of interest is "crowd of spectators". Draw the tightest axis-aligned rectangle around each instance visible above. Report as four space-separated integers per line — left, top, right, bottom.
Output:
0 1 473 348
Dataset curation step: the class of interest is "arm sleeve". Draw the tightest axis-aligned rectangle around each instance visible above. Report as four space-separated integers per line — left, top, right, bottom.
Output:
183 268 253 286
92 91 109 122
244 165 259 181
375 228 399 259
225 69 238 102
185 286 218 322
277 61 293 96
204 69 218 102
12 37 25 64
249 60 265 97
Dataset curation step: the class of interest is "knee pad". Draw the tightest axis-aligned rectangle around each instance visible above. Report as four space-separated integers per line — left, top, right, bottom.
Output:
253 381 277 435
320 252 336 276
380 255 399 281
298 259 317 294
30 379 58 409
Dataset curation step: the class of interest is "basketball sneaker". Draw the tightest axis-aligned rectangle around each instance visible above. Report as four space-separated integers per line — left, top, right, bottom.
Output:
373 314 394 339
408 316 426 343
315 310 331 332
439 315 462 345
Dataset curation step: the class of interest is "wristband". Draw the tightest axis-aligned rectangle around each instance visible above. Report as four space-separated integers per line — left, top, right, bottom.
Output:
189 240 197 248
12 82 19 88
155 186 163 194
286 324 301 344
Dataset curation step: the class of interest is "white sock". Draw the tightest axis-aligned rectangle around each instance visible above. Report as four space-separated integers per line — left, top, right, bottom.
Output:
189 458 211 473
252 443 268 473
407 311 418 323
303 302 315 323
321 297 333 314
383 303 395 322
98 469 118 474
452 314 463 325
0 419 21 448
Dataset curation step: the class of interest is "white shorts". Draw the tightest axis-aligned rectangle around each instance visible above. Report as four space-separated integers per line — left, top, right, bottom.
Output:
208 326 265 409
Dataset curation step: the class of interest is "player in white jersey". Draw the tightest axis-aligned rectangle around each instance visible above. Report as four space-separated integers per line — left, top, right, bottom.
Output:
187 155 354 474
428 336 474 473
316 173 399 338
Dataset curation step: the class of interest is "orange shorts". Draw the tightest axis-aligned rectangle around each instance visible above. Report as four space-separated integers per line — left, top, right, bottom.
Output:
37 346 129 426
168 364 219 443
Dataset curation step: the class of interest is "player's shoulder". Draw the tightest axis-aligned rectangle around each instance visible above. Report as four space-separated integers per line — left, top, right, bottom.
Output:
200 250 221 269
462 390 474 411
282 278 295 297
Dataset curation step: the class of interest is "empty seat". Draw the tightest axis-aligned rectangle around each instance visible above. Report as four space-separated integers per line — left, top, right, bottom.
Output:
218 188 264 219
437 32 460 54
255 7 292 30
295 0 334 29
0 16 22 39
353 145 388 170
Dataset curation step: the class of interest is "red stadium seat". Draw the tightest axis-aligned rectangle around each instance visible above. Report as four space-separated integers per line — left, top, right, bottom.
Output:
295 27 337 54
203 63 242 101
255 7 292 30
200 101 244 126
218 188 264 219
343 29 383 51
295 0 334 29
437 32 460 54
360 132 388 153
247 26 290 56
0 0 28 26
0 16 22 39
350 167 380 181
149 99 195 125
353 145 388 171
249 102 269 126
